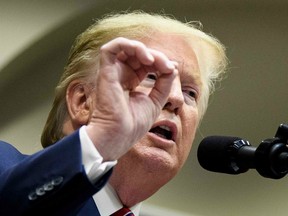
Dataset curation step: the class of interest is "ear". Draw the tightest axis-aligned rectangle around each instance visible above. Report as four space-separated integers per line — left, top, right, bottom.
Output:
66 80 91 127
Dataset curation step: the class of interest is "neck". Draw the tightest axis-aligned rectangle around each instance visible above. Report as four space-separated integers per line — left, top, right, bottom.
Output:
109 173 164 207
108 160 173 207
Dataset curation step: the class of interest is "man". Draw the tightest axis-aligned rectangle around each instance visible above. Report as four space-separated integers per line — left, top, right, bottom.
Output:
0 12 227 215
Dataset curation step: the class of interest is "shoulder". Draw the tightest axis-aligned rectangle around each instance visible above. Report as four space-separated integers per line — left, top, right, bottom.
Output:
0 141 27 172
0 140 24 156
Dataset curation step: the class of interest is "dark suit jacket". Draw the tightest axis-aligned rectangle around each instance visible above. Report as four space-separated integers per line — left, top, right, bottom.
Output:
0 130 111 216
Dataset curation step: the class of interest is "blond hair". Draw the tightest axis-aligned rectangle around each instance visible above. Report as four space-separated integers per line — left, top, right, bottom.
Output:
41 11 227 148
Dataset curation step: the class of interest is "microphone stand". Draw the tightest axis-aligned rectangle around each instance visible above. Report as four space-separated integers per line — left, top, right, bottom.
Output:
254 124 288 179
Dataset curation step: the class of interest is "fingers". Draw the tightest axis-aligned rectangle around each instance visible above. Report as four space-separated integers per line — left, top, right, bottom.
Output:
100 37 177 73
149 68 178 108
100 37 155 67
148 49 177 74
100 37 178 104
137 50 178 108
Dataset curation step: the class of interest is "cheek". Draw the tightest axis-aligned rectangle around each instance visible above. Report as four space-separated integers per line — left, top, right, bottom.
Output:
178 134 193 165
182 107 199 138
179 110 199 160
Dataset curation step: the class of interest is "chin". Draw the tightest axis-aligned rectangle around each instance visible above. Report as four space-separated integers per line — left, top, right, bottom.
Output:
129 141 181 177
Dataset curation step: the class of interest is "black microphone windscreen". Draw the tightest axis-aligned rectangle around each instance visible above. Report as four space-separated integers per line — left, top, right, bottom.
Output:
197 136 244 174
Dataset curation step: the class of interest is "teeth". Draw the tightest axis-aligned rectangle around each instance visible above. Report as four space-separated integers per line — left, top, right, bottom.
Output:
159 125 171 131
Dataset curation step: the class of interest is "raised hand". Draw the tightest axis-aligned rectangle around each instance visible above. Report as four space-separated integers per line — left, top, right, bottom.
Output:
85 37 177 161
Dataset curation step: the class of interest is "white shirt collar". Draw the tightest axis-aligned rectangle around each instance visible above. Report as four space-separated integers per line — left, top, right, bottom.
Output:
93 183 141 216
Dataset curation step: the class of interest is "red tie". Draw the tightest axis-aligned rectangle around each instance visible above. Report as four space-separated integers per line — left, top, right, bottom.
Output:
110 207 135 216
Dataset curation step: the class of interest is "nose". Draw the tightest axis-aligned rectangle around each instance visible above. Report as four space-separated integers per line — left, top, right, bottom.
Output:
163 77 184 114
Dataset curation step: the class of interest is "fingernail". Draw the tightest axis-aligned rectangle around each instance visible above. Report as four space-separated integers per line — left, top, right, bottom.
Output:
166 61 175 70
147 53 154 62
171 61 179 67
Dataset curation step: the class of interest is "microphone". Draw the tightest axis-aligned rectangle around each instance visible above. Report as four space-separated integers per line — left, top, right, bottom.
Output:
197 136 256 175
197 133 288 179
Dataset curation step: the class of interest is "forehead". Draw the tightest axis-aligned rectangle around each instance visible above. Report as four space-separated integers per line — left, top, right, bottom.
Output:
141 33 202 85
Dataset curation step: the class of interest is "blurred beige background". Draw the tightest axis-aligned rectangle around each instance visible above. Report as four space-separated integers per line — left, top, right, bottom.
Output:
1 1 288 215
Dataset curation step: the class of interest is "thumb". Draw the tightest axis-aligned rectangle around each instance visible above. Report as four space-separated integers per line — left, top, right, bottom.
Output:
149 69 178 109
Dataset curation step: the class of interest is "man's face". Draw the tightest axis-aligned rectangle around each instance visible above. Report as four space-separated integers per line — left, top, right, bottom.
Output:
113 33 202 183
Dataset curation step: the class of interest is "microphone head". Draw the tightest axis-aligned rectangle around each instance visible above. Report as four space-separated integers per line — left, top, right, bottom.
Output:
197 136 249 174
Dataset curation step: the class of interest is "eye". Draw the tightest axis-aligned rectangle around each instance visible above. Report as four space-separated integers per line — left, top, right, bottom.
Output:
183 88 198 105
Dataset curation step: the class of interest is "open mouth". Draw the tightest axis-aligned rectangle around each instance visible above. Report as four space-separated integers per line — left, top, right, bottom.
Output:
149 126 173 140
148 121 177 142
